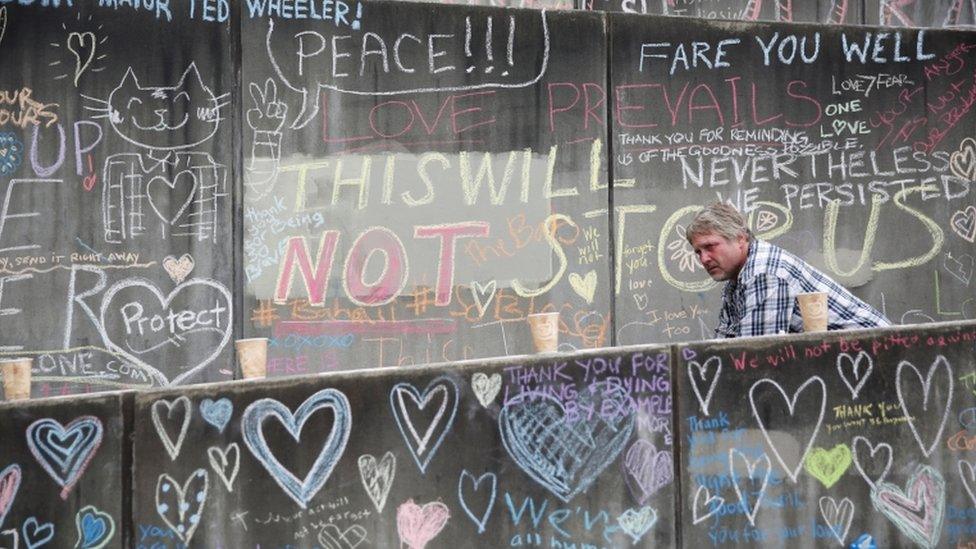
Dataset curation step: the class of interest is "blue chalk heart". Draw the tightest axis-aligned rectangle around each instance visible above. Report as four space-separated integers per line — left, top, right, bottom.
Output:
200 398 233 433
75 505 114 548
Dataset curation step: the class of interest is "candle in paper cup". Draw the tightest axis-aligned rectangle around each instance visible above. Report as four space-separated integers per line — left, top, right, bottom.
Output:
1 357 32 401
796 292 829 332
235 338 268 379
527 312 560 353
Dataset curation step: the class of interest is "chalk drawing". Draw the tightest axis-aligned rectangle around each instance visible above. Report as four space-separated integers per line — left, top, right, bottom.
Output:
470 280 497 318
837 351 873 400
0 528 16 548
318 523 368 548
358 452 395 513
396 499 450 549
244 78 286 199
897 356 953 458
691 484 724 525
155 469 208 545
803 444 852 489
622 439 672 505
470 372 502 408
100 277 233 386
21 517 54 549
66 32 97 86
390 377 459 474
617 506 656 543
819 496 854 545
458 470 497 534
568 270 597 303
958 459 976 507
951 206 976 243
151 395 192 460
729 449 771 527
162 254 195 284
687 356 721 416
499 381 635 502
0 464 21 530
207 443 240 493
74 505 114 549
872 465 945 548
199 397 233 433
851 436 893 490
242 388 351 509
749 376 826 482
26 416 103 499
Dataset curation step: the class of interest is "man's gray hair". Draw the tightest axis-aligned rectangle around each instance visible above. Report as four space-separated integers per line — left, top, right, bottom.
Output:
685 202 752 244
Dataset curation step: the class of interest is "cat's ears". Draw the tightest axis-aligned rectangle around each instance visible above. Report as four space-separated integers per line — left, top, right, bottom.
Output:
118 67 141 89
117 63 209 92
177 63 209 92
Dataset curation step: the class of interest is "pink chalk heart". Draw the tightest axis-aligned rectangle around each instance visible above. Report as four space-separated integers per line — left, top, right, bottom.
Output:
0 464 21 530
396 500 450 549
622 439 673 504
872 465 945 548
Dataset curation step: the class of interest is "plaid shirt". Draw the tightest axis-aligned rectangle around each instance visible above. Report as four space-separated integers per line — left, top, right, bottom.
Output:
715 240 890 338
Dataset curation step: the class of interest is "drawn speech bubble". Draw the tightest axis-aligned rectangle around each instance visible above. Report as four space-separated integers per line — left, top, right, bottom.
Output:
265 9 551 128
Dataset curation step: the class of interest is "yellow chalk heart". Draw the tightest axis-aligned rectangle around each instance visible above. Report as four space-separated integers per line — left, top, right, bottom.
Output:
569 271 597 304
804 444 852 489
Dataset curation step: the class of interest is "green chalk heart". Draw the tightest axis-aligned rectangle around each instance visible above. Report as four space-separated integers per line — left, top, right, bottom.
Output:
804 444 852 488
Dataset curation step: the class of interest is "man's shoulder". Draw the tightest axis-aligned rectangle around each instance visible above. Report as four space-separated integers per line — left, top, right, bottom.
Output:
744 240 791 274
740 240 812 288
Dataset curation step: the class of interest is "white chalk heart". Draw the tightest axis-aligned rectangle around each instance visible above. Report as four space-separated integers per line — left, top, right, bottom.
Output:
162 254 195 284
67 31 96 86
99 278 232 386
147 170 198 226
471 372 502 407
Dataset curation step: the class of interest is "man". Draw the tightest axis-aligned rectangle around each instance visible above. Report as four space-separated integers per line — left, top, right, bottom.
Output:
687 202 890 338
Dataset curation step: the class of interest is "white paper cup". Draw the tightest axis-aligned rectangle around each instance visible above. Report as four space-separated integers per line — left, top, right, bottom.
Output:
1 358 32 401
235 338 268 380
527 312 560 353
796 292 829 332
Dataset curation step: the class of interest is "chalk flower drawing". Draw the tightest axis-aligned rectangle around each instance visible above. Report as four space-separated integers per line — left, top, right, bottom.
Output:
0 132 23 175
667 225 699 273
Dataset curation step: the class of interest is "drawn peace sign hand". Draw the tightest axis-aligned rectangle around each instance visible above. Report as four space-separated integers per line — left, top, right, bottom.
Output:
246 78 287 133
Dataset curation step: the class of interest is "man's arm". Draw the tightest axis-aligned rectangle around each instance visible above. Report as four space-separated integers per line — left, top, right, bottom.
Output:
739 274 793 337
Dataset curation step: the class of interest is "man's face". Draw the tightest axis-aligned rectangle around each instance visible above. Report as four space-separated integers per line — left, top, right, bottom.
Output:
690 231 749 281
